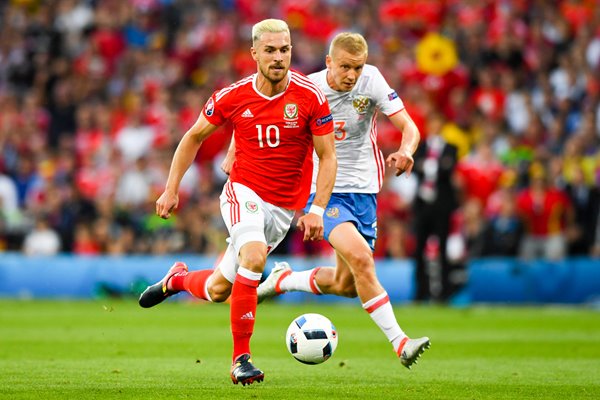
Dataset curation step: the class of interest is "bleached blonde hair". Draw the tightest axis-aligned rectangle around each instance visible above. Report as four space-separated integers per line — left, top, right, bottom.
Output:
252 19 290 46
329 32 368 57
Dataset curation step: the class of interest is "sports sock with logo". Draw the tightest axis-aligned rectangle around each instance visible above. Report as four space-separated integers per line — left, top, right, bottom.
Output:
230 266 261 361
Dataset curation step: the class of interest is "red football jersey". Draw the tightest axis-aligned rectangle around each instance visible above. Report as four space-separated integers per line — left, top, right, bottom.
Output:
203 70 333 209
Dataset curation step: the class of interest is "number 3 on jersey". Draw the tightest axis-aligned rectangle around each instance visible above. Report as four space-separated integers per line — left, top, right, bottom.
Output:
256 124 280 148
334 121 346 141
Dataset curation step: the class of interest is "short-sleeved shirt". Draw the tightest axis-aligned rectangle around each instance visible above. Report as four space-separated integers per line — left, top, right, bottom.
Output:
308 64 405 193
204 70 333 209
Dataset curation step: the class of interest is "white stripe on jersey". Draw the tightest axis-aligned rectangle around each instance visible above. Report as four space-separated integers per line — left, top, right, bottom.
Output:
215 75 254 102
292 78 327 105
291 72 326 104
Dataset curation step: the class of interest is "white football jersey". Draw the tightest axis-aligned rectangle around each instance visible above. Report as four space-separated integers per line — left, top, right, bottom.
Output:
309 64 404 193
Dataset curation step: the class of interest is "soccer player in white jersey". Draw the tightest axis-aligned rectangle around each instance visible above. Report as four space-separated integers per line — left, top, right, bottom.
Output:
258 32 431 368
138 19 336 386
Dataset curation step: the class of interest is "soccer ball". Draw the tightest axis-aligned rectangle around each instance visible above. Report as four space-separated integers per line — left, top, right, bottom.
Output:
285 313 338 364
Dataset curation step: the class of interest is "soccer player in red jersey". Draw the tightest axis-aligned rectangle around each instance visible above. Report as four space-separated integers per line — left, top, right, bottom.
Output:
139 19 336 386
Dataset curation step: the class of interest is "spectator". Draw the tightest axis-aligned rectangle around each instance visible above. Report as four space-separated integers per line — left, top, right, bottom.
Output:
483 188 524 257
564 164 600 256
412 112 459 301
516 162 573 261
22 214 61 256
0 0 597 261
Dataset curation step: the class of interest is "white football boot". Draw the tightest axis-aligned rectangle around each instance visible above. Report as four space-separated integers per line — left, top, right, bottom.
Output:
399 337 431 369
257 262 292 303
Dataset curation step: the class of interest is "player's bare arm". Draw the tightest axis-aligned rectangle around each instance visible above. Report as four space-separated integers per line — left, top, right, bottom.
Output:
386 109 421 177
156 113 219 219
297 132 337 241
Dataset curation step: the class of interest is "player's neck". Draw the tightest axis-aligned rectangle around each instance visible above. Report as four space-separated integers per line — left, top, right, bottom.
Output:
255 73 289 97
326 70 337 90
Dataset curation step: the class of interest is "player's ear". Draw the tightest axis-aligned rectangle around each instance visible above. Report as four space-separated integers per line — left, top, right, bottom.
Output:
325 54 332 69
251 47 258 61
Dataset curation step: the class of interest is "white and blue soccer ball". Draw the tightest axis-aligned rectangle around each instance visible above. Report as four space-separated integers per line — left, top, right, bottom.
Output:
285 313 338 364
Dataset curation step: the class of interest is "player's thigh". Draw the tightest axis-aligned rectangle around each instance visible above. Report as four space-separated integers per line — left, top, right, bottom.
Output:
216 244 238 284
220 181 293 267
220 181 267 254
263 203 294 254
329 221 374 273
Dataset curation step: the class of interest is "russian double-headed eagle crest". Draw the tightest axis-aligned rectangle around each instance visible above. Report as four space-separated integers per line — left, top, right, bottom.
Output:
352 96 370 114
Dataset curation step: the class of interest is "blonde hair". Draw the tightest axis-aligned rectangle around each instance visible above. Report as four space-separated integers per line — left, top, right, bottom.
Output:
252 19 290 46
329 32 368 58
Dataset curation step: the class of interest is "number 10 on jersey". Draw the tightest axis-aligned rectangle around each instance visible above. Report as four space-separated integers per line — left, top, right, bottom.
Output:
256 124 280 148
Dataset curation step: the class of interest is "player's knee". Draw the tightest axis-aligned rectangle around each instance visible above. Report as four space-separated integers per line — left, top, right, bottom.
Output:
348 253 379 288
338 283 358 298
347 251 375 273
207 282 231 303
239 252 266 272
331 277 357 298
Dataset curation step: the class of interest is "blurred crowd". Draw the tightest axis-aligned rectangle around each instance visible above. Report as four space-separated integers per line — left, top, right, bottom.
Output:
0 0 599 261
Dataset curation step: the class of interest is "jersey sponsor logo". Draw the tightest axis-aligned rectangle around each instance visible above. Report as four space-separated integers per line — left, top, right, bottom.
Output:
352 96 370 114
245 201 259 213
388 91 399 101
205 97 215 116
284 103 298 120
326 207 339 218
241 108 254 118
316 113 333 126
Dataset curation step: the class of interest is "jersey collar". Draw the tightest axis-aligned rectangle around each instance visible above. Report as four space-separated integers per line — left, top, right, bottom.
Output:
252 71 290 100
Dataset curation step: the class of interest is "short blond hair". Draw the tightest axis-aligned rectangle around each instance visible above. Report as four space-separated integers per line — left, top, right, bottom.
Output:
252 19 290 46
329 32 368 58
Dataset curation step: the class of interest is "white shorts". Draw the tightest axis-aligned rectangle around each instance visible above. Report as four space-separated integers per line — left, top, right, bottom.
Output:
218 180 294 283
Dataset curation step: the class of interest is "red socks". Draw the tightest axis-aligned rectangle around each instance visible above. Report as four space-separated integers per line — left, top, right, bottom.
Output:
170 270 213 301
170 265 262 362
230 267 261 361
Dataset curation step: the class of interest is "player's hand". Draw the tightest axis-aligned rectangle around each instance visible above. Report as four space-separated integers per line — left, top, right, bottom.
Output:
220 151 234 175
386 149 414 177
296 213 324 241
155 190 179 219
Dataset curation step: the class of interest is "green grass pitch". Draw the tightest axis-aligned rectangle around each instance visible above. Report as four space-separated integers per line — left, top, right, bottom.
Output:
1 299 599 399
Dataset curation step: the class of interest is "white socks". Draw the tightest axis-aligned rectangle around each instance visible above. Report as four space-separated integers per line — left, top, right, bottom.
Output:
278 268 322 294
362 292 406 352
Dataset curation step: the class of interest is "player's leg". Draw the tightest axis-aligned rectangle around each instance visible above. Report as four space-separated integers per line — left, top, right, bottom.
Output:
230 240 265 361
313 247 357 296
205 243 237 302
258 193 357 300
258 247 355 301
413 208 432 301
229 240 266 385
138 245 236 307
224 182 293 385
271 223 361 297
263 192 429 366
330 222 430 367
219 181 266 385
